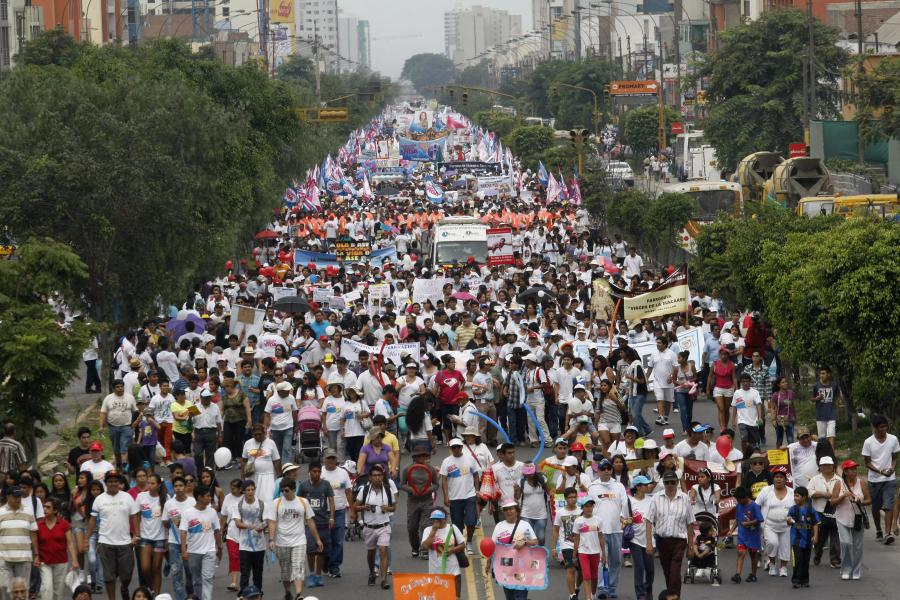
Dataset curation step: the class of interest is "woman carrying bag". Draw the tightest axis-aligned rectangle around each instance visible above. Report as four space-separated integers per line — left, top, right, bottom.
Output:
832 459 871 581
487 500 539 600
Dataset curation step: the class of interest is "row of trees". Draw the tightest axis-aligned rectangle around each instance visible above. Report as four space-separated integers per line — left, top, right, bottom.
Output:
0 30 391 460
691 211 900 424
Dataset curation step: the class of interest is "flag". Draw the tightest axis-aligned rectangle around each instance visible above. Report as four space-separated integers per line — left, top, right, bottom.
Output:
571 178 583 206
538 161 549 187
425 177 445 203
341 178 357 197
283 187 298 206
446 115 466 129
362 172 373 201
546 172 561 203
558 169 569 201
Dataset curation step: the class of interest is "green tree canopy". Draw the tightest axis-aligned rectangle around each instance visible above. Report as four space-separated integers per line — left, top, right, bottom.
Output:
401 53 457 92
853 56 900 142
622 105 680 158
506 125 554 170
0 239 95 461
697 9 847 171
475 111 517 139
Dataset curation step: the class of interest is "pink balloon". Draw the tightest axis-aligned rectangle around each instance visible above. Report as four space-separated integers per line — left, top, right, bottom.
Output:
715 435 732 459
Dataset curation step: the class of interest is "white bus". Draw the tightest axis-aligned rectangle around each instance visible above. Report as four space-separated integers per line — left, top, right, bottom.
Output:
428 217 489 267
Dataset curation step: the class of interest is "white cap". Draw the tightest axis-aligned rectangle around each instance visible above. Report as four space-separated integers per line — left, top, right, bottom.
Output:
818 456 834 465
573 383 587 392
448 438 464 447
523 353 538 362
642 439 658 450
276 381 293 392
563 456 579 467
662 428 675 438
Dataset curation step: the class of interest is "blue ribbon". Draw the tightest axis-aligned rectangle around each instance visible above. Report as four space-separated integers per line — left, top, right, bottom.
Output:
521 403 546 464
470 411 511 444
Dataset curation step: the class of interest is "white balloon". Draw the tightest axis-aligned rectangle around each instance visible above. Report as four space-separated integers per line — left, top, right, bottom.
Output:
304 597 320 600
325 325 336 336
538 291 545 298
213 447 232 469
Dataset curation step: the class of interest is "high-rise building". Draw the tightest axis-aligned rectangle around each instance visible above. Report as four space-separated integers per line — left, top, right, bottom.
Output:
358 19 370 69
444 4 522 67
1 0 45 72
297 0 339 73
338 14 358 71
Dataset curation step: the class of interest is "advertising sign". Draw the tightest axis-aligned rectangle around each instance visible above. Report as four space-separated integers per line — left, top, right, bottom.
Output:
609 80 660 96
486 227 514 266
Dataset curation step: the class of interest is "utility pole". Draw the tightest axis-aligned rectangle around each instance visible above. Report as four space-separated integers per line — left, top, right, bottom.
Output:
643 31 649 79
855 0 866 163
807 0 817 130
657 27 667 154
673 0 682 108
574 5 582 60
626 35 632 77
313 20 321 104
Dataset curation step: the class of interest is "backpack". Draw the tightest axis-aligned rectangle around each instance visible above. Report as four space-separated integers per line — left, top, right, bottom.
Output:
403 463 435 498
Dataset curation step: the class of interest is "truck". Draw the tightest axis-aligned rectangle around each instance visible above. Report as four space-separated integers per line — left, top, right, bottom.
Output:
657 181 743 253
427 217 489 267
736 152 784 204
763 157 833 211
674 131 721 182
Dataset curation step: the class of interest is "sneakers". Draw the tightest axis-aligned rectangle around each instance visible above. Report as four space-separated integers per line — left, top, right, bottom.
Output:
623 557 632 567
655 417 665 425
841 574 850 581
885 534 896 545
779 567 788 577
466 543 474 555
327 570 342 578
411 550 419 558
731 574 741 584
745 574 758 583
368 573 376 586
876 531 884 542
673 407 679 413
768 564 777 577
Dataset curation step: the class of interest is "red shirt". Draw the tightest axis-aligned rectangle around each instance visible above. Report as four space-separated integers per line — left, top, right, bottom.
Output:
37 518 71 565
435 369 465 405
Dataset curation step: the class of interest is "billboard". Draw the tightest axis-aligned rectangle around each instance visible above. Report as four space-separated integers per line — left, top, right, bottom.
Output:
609 80 659 97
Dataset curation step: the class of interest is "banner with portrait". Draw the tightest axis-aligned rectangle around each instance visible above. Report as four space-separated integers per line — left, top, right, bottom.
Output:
399 136 446 161
486 228 514 266
491 544 550 590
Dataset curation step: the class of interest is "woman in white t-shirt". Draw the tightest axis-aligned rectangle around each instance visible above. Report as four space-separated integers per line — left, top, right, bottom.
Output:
489 500 538 597
627 476 654 600
688 467 720 517
241 424 281 502
516 463 549 546
420 510 464 598
340 387 371 462
320 384 346 455
135 474 167 595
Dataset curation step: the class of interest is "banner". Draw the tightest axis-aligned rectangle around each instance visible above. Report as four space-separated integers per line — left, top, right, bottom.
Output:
340 339 421 366
476 175 513 196
412 278 449 305
491 544 550 590
683 459 739 533
271 287 296 302
623 269 690 320
229 305 266 340
393 573 456 600
398 136 445 161
369 246 397 268
294 249 340 270
486 228 514 266
334 241 371 262
437 161 502 175
595 327 703 389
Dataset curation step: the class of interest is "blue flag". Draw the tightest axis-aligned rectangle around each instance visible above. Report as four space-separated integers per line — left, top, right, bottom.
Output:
538 161 549 187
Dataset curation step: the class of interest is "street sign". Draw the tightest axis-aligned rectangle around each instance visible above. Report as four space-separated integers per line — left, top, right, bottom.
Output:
609 80 659 97
296 107 349 122
671 122 684 135
789 142 807 158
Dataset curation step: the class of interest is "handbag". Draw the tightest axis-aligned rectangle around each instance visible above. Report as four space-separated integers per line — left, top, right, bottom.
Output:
452 529 470 568
821 499 837 529
623 497 635 542
244 438 264 476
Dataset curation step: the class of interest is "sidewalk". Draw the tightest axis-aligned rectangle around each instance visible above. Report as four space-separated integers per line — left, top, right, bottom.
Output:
37 369 100 460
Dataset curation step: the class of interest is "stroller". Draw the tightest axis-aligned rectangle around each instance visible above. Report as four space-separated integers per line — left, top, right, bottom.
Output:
295 405 323 464
685 511 723 586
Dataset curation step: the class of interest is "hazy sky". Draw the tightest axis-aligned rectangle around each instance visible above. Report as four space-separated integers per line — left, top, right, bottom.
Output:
338 0 534 79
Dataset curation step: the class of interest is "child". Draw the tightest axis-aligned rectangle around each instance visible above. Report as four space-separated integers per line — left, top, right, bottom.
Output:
786 486 820 588
573 498 607 600
136 408 159 465
729 486 762 583
692 521 716 569
552 487 582 600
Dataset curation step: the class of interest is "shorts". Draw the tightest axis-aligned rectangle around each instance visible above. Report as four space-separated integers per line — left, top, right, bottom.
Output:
449 497 478 528
97 543 135 583
305 524 332 555
226 539 240 572
712 387 734 398
597 422 622 435
139 538 167 553
737 543 760 552
816 420 836 439
275 544 306 582
578 552 601 581
108 425 133 456
870 480 898 512
363 524 392 549
561 548 577 569
653 387 675 403
738 423 761 446
440 404 459 431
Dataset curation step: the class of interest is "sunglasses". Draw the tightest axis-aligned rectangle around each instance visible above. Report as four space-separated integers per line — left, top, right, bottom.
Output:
599 466 613 471
184 478 196 483
664 481 678 486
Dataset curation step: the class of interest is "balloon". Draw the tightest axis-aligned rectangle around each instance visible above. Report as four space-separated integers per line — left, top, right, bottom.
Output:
214 447 232 469
521 403 546 464
538 290 545 298
224 260 233 270
715 435 732 459
470 411 510 444
479 538 496 558
325 325 336 336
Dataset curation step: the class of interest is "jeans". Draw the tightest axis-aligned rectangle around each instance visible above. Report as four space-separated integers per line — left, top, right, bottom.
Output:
837 523 863 579
327 510 347 574
192 428 217 471
187 551 216 600
239 550 264 591
0 561 32 600
674 392 693 433
88 533 104 589
504 406 526 444
39 563 68 600
775 423 795 446
629 542 654 600
501 588 528 600
815 522 840 565
628 394 651 436
599 532 623 595
85 359 101 393
270 428 293 463
522 517 546 547
108 425 133 460
791 544 812 585
168 543 192 600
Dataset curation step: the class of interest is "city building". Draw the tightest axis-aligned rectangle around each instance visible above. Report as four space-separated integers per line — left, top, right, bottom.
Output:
1 0 44 72
297 0 339 73
444 4 522 67
358 18 370 68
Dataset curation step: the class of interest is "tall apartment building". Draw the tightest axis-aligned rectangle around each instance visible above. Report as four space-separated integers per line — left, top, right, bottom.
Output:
297 0 339 73
1 0 44 72
444 4 522 67
357 18 370 68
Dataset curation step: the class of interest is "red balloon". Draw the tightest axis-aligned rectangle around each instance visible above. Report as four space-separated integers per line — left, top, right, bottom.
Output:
715 435 732 459
479 538 495 558
224 260 233 270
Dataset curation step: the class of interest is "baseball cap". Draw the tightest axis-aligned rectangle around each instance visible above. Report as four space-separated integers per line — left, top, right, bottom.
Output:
448 438 464 447
642 439 658 450
573 383 587 392
7 486 23 497
323 354 334 362
429 509 447 520
412 444 431 456
841 459 859 470
323 448 338 459
631 475 652 487
89 442 103 451
319 335 329 341
662 428 675 439
819 456 834 466
562 456 578 467
692 424 712 433
662 471 680 482
796 425 811 438
240 586 262 599
276 381 293 392
500 499 518 509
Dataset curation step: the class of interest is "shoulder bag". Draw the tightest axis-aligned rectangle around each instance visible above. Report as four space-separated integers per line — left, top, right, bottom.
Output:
452 528 470 568
244 438 264 476
623 497 635 542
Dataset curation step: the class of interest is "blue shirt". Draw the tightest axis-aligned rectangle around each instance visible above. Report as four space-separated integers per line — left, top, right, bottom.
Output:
735 501 763 549
310 320 329 339
238 373 261 409
704 333 720 366
788 504 820 548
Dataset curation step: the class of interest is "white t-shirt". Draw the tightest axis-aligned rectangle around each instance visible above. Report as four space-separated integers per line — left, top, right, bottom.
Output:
91 491 139 546
100 393 136 427
628 495 652 548
156 351 180 382
398 377 425 410
320 396 345 432
149 393 174 423
586 478 627 534
553 506 582 550
242 438 280 475
623 254 643 278
520 479 548 520
554 471 591 493
219 493 242 542
264 496 312 547
492 461 524 503
422 524 464 575
649 349 678 389
491 518 536 546
321 467 352 511
179 505 220 554
136 492 165 541
162 496 196 545
232 497 267 551
81 460 115 483
341 401 367 438
862 433 900 483
440 454 480 501
674 439 709 461
354 480 398 527
265 394 297 431
731 387 762 426
755 485 793 532
574 515 604 554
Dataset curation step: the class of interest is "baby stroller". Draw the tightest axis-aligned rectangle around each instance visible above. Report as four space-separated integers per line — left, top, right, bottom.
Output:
343 461 364 542
685 511 723 586
295 405 323 464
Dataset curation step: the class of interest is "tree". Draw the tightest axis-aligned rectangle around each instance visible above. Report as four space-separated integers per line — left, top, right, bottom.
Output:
19 25 86 67
756 220 900 425
853 56 900 142
697 9 847 171
505 125 554 170
643 193 698 261
606 189 653 246
622 105 680 158
543 145 579 176
475 111 517 139
458 60 492 88
401 53 457 92
0 239 95 462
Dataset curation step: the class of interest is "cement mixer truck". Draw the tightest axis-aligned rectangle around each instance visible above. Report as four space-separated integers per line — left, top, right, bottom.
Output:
736 152 784 204
763 157 834 211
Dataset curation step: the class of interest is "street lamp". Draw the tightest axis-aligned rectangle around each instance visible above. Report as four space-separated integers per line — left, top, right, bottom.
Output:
553 82 602 140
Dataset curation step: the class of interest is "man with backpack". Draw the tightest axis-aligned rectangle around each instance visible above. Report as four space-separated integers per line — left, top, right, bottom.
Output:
400 444 439 559
354 464 397 589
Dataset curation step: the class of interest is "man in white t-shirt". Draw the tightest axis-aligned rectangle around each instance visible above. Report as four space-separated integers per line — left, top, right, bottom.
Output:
266 480 321 600
730 373 763 455
320 449 353 578
492 443 524 505
353 465 397 589
648 338 679 427
161 476 195 600
80 442 115 484
622 247 644 279
587 458 628 598
179 486 222 600
788 427 819 488
265 382 298 464
674 424 711 461
86 472 139 600
439 439 481 555
861 415 900 543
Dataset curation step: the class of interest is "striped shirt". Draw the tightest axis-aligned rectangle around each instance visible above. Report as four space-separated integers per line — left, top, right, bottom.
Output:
0 505 37 562
646 490 695 539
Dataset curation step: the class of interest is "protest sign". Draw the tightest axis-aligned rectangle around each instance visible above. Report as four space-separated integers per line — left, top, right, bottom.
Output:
271 287 296 302
334 241 371 262
486 228 514 266
594 327 704 390
312 288 331 304
413 278 449 305
342 290 362 304
491 544 549 590
340 339 421 366
229 305 266 340
623 268 690 320
476 175 513 196
393 573 455 600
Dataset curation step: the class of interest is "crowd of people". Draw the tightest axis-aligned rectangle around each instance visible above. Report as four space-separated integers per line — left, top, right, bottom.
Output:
1 103 898 600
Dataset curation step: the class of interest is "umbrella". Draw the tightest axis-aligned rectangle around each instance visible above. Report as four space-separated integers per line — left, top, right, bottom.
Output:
273 295 311 314
254 229 279 240
165 314 207 340
377 185 400 196
516 285 557 306
451 291 477 302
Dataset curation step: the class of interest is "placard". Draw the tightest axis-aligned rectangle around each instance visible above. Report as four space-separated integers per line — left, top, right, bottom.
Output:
229 305 266 340
412 278 449 305
271 287 296 302
393 573 456 600
342 290 362 304
486 227 514 266
491 544 549 590
340 339 421 366
312 288 332 304
334 240 371 262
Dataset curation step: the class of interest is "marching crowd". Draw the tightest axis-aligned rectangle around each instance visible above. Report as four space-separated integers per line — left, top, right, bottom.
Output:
1 107 898 600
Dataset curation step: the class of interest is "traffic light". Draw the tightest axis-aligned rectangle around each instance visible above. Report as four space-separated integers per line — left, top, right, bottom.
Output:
603 84 611 104
569 129 579 148
462 91 469 106
317 108 348 122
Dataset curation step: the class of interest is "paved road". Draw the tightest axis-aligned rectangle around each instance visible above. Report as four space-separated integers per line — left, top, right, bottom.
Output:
100 395 900 599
